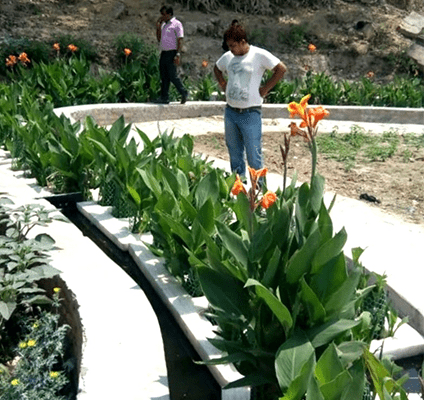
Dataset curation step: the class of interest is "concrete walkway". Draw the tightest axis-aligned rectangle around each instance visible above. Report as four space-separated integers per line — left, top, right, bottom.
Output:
0 150 170 400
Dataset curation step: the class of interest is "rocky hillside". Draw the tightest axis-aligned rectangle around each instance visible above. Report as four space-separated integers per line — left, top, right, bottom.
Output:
0 0 423 83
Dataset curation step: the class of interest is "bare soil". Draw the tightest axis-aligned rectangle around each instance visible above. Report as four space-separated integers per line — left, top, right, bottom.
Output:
192 126 424 225
1 0 423 225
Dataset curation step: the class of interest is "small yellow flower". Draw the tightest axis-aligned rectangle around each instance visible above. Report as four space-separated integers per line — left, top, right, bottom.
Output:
49 371 60 378
53 287 61 293
32 322 39 329
11 379 20 386
19 341 27 349
27 339 36 347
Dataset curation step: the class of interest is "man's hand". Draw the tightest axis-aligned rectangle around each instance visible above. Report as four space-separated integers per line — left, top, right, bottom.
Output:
174 54 180 65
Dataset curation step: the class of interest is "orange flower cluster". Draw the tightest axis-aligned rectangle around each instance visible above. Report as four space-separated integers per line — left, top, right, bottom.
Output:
201 59 208 68
5 52 31 67
68 44 78 53
287 94 329 141
18 52 30 65
124 48 132 57
231 167 277 210
53 42 60 51
308 43 316 53
5 55 17 67
366 71 375 79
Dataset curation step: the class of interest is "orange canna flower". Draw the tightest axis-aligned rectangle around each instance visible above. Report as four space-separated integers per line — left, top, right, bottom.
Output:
308 106 330 128
288 94 310 119
124 48 132 57
248 167 268 180
68 44 78 53
366 71 375 79
231 175 247 196
202 59 208 68
53 42 60 51
18 52 30 65
5 55 17 67
260 191 277 209
308 43 316 53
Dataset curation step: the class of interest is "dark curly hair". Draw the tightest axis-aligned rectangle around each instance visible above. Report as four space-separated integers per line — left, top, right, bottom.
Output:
224 24 248 44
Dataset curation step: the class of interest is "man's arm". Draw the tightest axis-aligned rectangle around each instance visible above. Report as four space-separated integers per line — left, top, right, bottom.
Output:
174 37 183 65
214 64 227 92
156 17 163 42
259 62 286 98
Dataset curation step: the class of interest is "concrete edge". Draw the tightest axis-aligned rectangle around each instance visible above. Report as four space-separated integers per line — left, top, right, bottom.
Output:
54 102 424 126
77 202 424 395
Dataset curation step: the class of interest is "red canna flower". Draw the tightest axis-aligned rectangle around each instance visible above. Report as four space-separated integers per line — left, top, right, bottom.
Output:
53 42 60 51
231 175 247 196
260 191 277 209
124 48 132 57
202 59 208 68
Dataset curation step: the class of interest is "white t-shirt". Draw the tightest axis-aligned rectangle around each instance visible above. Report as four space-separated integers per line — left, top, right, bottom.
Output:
216 45 280 108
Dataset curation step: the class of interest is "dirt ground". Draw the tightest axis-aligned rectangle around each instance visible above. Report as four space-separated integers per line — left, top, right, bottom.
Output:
1 0 423 225
192 125 424 225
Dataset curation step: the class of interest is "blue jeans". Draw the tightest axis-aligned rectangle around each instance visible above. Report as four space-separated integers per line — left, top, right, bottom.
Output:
224 106 263 178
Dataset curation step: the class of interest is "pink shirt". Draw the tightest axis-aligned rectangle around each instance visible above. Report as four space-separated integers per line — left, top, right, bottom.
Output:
160 17 184 51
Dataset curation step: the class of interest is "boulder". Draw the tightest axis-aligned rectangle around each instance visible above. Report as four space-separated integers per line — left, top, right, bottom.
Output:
407 42 424 72
398 11 424 41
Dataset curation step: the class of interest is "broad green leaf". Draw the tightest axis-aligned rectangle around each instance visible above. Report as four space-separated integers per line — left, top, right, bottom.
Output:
319 370 352 400
158 213 193 248
306 375 325 400
215 220 248 269
299 278 326 324
195 169 219 208
245 279 293 332
318 202 333 243
279 353 315 400
197 266 251 318
340 360 366 400
127 184 141 207
363 348 391 400
160 164 179 197
196 198 215 236
137 168 162 199
34 233 56 250
225 372 274 389
324 268 361 317
262 247 281 288
180 196 197 221
310 173 325 215
311 227 347 274
315 343 344 384
307 319 361 348
286 229 321 284
176 168 190 198
248 224 272 263
336 341 367 368
0 301 16 320
275 330 314 390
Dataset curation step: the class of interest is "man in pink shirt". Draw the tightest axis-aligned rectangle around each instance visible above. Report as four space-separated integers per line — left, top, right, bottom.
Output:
155 6 188 104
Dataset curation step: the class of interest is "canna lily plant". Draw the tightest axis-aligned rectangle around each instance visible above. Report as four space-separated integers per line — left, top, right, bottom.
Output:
195 96 407 399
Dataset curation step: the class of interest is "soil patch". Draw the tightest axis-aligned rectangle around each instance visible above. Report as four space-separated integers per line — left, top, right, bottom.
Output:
193 127 424 225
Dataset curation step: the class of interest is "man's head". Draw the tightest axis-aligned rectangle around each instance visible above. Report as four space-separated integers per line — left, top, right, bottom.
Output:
224 24 249 56
160 5 173 21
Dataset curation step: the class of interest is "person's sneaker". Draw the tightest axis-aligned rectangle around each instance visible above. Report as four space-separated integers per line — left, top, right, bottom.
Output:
154 98 169 104
181 93 188 104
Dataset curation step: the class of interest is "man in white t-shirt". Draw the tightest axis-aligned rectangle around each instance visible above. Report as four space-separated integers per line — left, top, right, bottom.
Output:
214 24 286 179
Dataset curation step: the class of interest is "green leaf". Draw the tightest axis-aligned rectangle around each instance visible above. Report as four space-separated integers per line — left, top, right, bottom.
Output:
310 173 325 215
286 228 321 284
279 353 316 400
315 343 344 384
311 227 347 274
299 277 326 324
0 301 16 320
262 247 281 288
195 169 219 209
306 375 325 400
275 330 314 390
196 198 215 236
336 341 367 368
340 360 366 400
318 202 333 243
319 370 352 400
34 233 56 250
137 168 162 199
215 220 248 269
307 319 361 348
245 279 293 333
197 266 251 318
